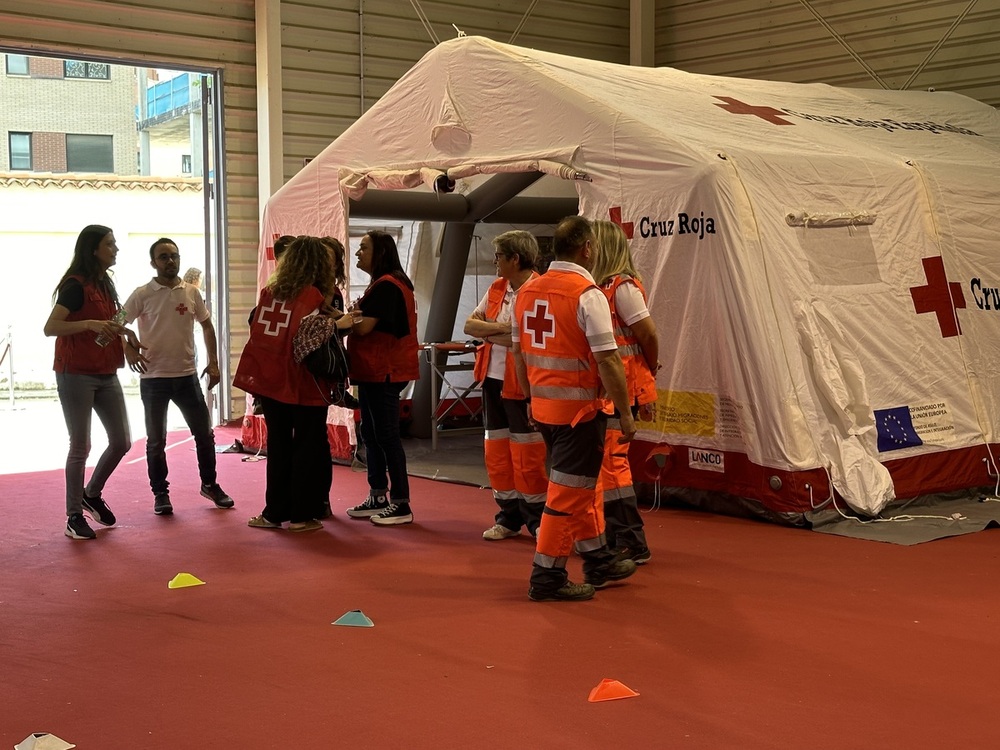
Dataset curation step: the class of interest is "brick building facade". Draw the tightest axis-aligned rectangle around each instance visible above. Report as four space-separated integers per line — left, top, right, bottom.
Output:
0 54 137 176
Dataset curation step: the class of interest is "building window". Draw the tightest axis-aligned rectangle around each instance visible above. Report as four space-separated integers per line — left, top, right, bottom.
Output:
64 60 110 79
6 55 29 76
9 133 32 170
181 155 192 174
66 134 113 172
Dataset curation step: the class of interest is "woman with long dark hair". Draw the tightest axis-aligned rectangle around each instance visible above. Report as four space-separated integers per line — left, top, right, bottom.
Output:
44 225 138 540
344 230 420 526
235 235 351 532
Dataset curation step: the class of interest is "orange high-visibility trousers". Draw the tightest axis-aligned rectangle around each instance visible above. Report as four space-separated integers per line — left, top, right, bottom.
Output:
600 416 647 550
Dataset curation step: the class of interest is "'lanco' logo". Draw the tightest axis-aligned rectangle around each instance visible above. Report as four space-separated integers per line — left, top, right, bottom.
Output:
688 448 725 473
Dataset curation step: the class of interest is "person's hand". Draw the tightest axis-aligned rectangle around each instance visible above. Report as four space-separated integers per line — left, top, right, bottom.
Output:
92 319 124 339
202 361 221 390
525 400 537 430
126 343 149 374
638 402 655 422
618 411 637 444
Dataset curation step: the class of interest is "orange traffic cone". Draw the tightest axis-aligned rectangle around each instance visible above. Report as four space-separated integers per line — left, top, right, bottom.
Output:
588 678 639 702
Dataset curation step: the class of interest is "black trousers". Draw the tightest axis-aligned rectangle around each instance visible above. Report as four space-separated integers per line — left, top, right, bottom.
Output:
260 397 331 523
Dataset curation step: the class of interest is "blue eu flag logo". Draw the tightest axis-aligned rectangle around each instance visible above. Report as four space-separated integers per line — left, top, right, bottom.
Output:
874 406 923 453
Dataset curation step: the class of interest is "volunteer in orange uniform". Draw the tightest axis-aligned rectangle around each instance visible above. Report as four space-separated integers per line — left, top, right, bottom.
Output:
235 236 346 532
344 231 420 526
591 220 660 565
464 230 547 541
512 216 638 602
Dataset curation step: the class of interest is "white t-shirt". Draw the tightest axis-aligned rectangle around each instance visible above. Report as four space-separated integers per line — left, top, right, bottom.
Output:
614 278 652 327
472 281 514 381
123 279 210 378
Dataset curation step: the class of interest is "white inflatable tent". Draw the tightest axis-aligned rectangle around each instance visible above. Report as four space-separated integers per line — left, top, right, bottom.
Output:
255 35 1000 519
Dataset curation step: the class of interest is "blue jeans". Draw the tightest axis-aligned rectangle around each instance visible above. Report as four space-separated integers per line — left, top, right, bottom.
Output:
357 380 410 501
140 374 216 494
56 372 132 516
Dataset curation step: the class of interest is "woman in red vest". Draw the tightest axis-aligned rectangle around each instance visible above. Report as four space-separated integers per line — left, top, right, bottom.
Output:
235 236 350 532
44 225 138 540
345 231 419 526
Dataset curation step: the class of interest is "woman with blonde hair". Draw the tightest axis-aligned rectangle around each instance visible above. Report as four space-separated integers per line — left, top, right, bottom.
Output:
590 220 660 565
235 235 351 532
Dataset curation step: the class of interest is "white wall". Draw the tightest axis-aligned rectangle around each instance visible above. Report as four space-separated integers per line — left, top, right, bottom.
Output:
0 181 204 388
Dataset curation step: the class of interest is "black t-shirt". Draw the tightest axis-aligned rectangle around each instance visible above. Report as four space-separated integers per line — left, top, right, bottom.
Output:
55 278 85 312
360 278 410 338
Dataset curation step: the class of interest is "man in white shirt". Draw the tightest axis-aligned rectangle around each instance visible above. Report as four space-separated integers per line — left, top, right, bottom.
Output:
123 238 234 516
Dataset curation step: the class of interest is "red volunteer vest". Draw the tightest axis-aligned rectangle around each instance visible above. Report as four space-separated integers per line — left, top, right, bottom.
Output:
233 286 329 406
53 275 124 375
348 274 420 383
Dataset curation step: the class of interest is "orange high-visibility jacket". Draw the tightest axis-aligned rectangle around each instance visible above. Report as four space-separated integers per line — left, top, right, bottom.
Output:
472 274 539 400
515 269 604 425
602 274 657 407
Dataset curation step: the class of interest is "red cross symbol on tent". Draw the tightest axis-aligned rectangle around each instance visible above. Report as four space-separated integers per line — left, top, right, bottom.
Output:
258 299 292 336
910 256 966 338
175 303 189 316
713 96 794 125
523 299 556 348
609 207 634 239
265 232 281 261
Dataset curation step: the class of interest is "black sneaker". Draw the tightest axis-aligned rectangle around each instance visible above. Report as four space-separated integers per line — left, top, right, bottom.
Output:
346 494 389 518
528 581 595 602
612 545 652 565
81 492 116 526
200 483 235 509
65 513 96 540
154 492 174 516
585 558 638 589
370 501 413 526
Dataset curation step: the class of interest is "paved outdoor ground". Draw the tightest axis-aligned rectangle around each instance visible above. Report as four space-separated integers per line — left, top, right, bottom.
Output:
0 392 193 475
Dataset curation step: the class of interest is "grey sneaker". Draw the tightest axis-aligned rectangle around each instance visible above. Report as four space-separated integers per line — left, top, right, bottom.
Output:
81 492 116 526
584 558 637 589
346 494 389 518
528 581 595 602
65 513 96 540
154 492 173 516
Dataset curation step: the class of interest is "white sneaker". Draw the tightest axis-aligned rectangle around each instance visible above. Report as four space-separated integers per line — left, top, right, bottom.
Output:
483 523 519 541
